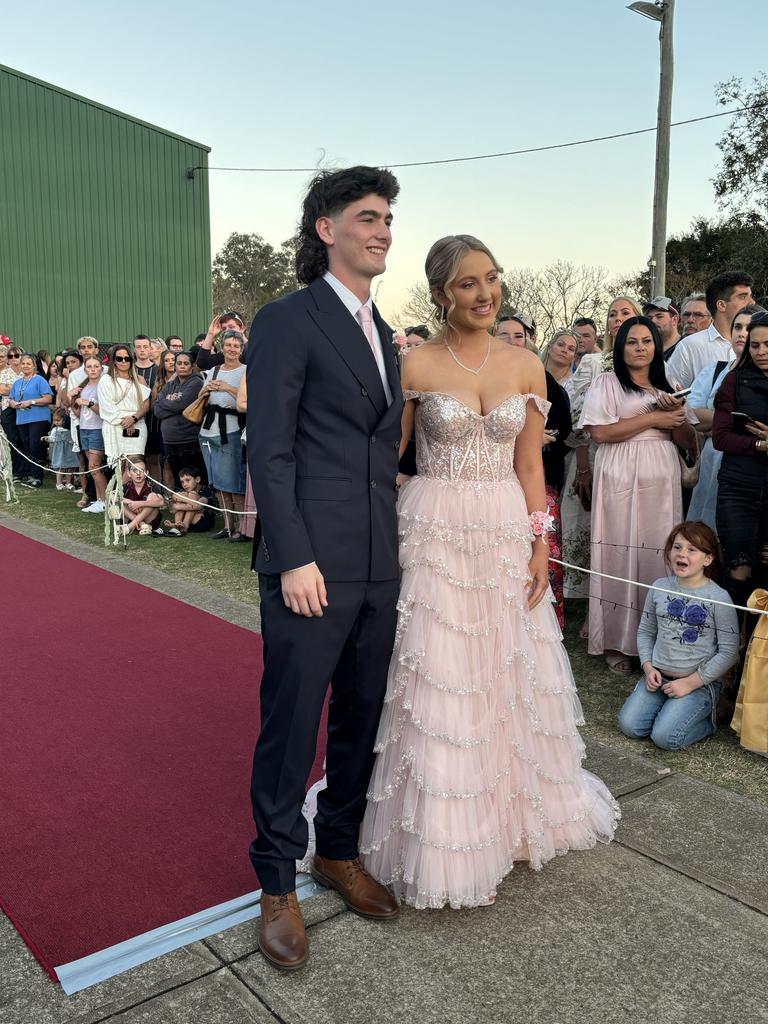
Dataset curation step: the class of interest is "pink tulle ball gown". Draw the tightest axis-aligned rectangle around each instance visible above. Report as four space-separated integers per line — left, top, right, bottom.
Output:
359 390 620 909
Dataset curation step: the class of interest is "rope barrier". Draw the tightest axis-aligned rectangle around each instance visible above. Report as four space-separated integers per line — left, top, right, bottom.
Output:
551 557 767 618
122 454 256 517
2 428 766 626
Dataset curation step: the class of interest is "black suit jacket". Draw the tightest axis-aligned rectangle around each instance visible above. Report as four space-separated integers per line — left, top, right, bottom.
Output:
246 277 404 581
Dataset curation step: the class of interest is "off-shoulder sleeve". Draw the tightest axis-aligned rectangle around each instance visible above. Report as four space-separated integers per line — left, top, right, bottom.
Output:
578 373 620 429
525 393 551 418
402 389 421 401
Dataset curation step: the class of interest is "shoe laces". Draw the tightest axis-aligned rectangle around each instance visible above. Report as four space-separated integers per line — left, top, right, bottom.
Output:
345 858 366 878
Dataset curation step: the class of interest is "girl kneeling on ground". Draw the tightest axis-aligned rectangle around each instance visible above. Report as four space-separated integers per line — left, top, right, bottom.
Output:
617 521 739 750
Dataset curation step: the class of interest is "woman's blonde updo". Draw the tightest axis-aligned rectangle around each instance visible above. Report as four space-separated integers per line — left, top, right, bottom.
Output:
425 234 502 341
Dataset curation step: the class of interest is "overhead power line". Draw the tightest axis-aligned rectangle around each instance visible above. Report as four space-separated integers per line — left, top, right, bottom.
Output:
185 102 765 178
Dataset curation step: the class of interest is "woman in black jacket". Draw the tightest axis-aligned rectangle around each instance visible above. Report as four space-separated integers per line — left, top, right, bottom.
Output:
153 352 207 486
712 311 768 614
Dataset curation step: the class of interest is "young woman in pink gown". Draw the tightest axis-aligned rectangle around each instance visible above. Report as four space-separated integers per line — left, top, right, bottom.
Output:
359 236 620 909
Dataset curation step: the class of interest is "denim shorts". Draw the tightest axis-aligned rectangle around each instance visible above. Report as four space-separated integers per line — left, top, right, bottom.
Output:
79 428 105 452
200 432 246 493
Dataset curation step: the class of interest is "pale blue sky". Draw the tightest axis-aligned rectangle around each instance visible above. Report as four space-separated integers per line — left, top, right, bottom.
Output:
4 0 766 318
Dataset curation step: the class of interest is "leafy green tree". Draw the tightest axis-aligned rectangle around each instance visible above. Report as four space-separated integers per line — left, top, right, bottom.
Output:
212 234 298 319
622 215 768 305
714 74 768 214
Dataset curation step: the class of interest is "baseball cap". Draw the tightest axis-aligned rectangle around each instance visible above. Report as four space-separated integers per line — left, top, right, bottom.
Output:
643 296 679 316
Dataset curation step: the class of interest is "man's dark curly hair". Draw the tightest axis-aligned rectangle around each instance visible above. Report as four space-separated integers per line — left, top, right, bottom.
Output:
295 165 400 285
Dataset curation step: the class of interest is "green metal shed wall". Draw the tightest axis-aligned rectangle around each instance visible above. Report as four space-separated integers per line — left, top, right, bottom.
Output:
0 65 211 354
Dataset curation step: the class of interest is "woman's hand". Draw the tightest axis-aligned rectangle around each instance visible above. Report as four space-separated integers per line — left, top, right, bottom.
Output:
573 467 592 506
120 415 135 429
654 391 682 411
653 405 687 430
542 430 557 447
745 418 768 441
395 473 412 489
527 542 550 610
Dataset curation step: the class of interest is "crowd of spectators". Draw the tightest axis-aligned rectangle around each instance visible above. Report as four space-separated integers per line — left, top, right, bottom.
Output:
2 278 766 752
0 317 252 542
489 270 767 752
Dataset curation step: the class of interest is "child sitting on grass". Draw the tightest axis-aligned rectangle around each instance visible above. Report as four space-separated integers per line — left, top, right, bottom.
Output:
617 521 739 751
119 459 164 536
156 466 215 537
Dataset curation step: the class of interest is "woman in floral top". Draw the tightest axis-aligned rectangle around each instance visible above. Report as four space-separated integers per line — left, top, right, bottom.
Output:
617 521 739 750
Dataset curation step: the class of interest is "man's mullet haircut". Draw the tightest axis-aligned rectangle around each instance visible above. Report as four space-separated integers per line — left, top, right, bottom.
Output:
295 165 399 286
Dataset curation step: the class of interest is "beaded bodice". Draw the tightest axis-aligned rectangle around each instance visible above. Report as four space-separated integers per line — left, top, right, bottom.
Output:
405 391 551 483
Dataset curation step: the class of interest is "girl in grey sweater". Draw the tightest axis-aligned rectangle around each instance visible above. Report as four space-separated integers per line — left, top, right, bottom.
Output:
617 522 739 750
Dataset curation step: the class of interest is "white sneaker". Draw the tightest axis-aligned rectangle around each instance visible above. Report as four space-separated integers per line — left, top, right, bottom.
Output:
81 500 106 513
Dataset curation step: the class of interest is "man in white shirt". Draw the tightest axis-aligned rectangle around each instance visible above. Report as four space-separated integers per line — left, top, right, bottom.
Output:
666 271 753 388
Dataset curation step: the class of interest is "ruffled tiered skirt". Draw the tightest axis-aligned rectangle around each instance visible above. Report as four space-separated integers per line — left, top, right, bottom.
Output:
359 474 620 909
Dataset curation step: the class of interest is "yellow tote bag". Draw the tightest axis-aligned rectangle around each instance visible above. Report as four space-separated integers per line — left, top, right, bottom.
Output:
731 589 768 757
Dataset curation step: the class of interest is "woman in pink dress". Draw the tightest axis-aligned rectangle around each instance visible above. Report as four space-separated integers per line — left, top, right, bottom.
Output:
359 236 619 910
579 317 696 674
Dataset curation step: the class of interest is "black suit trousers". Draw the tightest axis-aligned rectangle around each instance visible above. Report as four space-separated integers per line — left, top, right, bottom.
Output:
249 573 399 895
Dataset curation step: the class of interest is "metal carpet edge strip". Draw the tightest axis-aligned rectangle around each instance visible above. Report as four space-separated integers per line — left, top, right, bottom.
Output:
54 873 323 995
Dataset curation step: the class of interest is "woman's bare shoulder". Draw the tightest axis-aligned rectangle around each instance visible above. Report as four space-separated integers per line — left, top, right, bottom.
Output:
401 341 445 390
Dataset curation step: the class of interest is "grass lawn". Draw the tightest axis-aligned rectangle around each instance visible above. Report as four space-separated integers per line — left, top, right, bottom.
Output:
2 484 260 606
4 485 767 805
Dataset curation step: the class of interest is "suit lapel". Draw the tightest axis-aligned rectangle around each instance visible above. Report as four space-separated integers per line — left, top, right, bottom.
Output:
308 278 387 415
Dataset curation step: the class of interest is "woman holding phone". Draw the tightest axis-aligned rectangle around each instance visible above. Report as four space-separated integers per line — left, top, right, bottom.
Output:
97 345 150 466
712 310 768 614
580 317 696 675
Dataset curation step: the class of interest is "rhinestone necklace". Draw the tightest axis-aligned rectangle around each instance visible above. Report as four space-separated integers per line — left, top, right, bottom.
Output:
444 335 492 376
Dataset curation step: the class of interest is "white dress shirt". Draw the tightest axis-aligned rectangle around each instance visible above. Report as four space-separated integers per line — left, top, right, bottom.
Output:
323 271 392 405
665 323 731 389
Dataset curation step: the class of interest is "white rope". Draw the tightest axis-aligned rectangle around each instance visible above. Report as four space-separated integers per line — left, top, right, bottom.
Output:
2 424 767 616
550 557 768 618
121 454 257 517
0 427 109 477
0 426 256 517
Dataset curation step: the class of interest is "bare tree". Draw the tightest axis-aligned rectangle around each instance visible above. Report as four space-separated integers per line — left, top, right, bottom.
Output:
503 262 617 343
396 284 436 331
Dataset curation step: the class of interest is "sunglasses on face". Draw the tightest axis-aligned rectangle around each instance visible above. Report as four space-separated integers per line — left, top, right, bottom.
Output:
114 355 132 363
9 353 21 359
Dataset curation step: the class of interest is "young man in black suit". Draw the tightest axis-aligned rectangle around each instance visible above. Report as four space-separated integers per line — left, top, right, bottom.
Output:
246 166 403 970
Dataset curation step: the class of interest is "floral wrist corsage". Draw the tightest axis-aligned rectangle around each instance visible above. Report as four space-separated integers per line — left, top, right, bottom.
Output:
529 509 556 542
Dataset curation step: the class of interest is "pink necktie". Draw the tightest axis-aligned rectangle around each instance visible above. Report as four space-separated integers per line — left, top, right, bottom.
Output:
356 305 378 361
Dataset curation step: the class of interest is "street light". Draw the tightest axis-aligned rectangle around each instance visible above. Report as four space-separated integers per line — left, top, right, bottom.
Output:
628 0 675 297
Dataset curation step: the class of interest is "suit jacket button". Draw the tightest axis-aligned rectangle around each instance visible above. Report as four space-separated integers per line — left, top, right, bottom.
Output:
370 479 377 488
370 436 376 444
361 387 368 397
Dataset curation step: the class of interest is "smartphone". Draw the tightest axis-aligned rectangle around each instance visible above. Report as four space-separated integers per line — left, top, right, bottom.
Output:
122 427 139 438
671 388 692 401
731 411 759 427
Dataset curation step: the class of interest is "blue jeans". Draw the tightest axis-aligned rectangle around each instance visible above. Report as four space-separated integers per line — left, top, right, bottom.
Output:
617 677 721 751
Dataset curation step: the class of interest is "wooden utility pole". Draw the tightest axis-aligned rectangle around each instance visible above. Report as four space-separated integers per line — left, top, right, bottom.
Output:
651 0 674 296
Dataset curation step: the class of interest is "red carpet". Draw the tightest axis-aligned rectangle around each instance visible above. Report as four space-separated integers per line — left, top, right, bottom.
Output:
0 527 326 978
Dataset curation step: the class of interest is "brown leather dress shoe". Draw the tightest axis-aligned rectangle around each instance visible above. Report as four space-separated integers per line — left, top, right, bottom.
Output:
258 892 307 970
311 855 399 919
